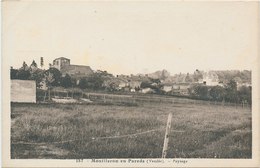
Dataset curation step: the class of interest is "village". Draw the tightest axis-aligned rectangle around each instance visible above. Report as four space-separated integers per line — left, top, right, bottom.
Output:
10 57 251 105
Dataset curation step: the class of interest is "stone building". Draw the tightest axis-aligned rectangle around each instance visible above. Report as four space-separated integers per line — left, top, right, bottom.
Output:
51 57 93 77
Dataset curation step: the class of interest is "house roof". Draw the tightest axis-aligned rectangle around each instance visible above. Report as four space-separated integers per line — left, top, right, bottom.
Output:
60 65 93 76
53 57 70 61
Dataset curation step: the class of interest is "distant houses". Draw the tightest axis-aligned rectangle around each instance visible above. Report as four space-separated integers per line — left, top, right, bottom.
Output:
162 84 173 93
199 71 220 86
162 83 191 96
10 57 252 101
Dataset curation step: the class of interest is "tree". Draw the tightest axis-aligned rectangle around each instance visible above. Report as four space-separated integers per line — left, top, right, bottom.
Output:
42 68 62 100
226 79 237 91
209 86 226 101
96 70 114 77
30 60 37 68
44 68 62 87
71 78 77 87
107 82 118 92
17 69 30 80
15 61 30 80
29 69 45 88
161 69 170 80
140 79 163 94
194 85 209 100
78 78 88 89
10 67 18 79
140 81 151 88
240 70 251 83
60 74 72 88
22 61 29 71
224 80 238 103
85 74 104 90
233 77 242 84
185 73 193 83
193 69 203 82
238 86 251 104
40 57 44 68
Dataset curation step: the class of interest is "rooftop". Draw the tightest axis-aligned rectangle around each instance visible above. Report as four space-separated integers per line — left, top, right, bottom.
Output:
54 57 70 61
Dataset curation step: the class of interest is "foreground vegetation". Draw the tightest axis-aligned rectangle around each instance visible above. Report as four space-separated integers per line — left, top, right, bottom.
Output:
11 101 251 159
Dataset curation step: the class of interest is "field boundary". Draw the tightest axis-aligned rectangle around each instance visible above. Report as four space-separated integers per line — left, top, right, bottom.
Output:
36 90 251 109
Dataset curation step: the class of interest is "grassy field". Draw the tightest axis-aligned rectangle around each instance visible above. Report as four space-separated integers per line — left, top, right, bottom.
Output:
11 100 251 159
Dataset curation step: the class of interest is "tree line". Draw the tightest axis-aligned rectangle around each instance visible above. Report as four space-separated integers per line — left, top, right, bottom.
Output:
188 80 251 105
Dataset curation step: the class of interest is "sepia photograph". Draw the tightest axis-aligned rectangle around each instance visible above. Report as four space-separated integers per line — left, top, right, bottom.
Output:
2 0 260 167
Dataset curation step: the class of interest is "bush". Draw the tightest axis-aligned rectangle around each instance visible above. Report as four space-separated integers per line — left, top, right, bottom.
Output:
60 74 72 88
209 86 226 101
194 85 209 100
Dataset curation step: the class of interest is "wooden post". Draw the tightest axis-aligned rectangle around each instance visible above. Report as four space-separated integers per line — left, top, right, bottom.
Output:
44 91 47 102
48 88 51 101
162 113 172 158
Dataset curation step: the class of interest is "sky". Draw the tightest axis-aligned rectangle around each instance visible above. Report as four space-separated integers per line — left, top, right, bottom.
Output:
3 1 259 76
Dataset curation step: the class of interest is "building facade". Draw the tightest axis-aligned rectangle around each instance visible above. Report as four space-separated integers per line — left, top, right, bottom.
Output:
51 57 93 77
52 57 70 71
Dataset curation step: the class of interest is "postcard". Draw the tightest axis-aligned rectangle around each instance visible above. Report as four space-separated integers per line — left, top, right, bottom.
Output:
2 1 260 167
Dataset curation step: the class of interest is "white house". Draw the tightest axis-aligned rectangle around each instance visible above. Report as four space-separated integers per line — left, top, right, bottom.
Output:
162 85 173 93
141 88 154 94
201 72 219 86
11 80 36 103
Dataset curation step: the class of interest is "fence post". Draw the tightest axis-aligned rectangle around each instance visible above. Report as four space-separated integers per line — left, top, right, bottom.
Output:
44 91 47 102
48 89 51 101
162 113 172 158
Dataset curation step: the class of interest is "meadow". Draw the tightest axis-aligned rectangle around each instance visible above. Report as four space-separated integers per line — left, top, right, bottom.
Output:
11 99 251 159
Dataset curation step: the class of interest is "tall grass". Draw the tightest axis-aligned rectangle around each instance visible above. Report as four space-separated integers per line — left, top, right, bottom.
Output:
11 101 251 159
